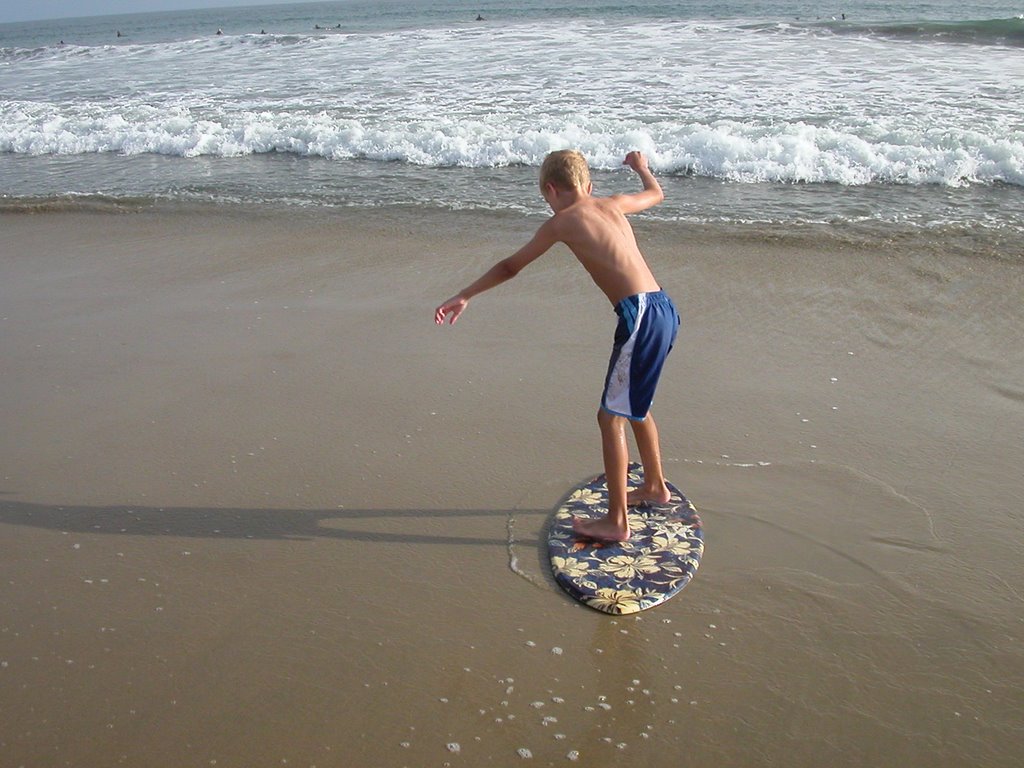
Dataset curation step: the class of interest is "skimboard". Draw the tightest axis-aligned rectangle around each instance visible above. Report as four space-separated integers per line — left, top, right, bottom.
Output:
548 463 703 614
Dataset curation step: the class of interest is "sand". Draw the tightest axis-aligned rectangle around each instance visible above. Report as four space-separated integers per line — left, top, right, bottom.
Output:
1 205 1022 767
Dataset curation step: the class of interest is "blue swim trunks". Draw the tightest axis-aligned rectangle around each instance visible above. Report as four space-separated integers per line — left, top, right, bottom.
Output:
601 290 679 421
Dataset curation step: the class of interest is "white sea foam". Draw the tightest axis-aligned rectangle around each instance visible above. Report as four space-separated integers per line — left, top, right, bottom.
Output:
2 101 1020 188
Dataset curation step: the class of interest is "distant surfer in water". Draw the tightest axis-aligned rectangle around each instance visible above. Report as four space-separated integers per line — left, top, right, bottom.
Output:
435 150 679 542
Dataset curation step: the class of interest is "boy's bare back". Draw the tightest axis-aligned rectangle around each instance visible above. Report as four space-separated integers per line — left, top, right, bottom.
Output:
544 186 662 305
434 151 664 325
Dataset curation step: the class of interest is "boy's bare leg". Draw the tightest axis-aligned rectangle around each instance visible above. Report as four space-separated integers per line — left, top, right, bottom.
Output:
574 408 631 542
627 412 672 505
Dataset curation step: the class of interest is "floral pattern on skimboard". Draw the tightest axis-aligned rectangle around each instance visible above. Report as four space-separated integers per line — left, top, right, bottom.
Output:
548 463 703 615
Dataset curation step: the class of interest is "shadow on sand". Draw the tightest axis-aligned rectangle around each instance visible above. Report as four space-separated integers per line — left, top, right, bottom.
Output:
0 500 550 548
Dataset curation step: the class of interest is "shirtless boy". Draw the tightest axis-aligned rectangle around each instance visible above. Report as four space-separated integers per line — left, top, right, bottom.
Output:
434 149 679 543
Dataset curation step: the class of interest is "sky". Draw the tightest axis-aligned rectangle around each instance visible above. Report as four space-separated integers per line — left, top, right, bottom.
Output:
0 0 318 25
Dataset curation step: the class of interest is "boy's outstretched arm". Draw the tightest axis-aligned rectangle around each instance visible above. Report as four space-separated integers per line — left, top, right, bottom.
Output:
434 222 558 325
612 151 664 214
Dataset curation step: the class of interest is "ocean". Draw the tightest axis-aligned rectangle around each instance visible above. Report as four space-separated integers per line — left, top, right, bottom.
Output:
1 0 1022 242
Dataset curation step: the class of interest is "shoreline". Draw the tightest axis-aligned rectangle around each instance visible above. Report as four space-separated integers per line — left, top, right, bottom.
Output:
1 206 1022 766
3 149 1022 241
3 194 1021 262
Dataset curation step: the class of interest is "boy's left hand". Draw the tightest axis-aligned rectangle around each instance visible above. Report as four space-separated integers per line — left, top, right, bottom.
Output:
623 151 648 171
435 295 468 325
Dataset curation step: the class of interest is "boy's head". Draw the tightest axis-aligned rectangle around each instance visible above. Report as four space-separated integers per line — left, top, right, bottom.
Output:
540 149 591 193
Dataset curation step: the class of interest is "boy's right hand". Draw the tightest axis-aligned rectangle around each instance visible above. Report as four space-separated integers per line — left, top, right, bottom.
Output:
435 294 468 325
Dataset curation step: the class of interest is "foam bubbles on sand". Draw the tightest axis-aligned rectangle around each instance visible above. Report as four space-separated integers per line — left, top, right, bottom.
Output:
416 617 717 763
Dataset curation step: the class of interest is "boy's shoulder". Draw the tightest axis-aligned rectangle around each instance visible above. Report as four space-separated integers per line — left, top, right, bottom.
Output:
556 193 627 223
545 196 595 231
542 196 626 248
555 192 617 216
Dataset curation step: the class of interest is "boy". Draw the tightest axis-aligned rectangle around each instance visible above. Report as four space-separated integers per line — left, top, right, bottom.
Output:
434 150 679 543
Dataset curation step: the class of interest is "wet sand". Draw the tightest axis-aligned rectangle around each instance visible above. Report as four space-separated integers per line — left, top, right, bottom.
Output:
1 206 1022 766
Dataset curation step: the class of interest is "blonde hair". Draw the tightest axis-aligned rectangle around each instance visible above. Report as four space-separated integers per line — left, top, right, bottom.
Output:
539 149 591 191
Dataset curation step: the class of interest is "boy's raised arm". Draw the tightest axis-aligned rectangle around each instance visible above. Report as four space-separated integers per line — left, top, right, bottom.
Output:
612 151 664 214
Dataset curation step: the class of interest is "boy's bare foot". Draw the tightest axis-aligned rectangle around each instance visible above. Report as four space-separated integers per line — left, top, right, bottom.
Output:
627 482 672 506
573 515 630 543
